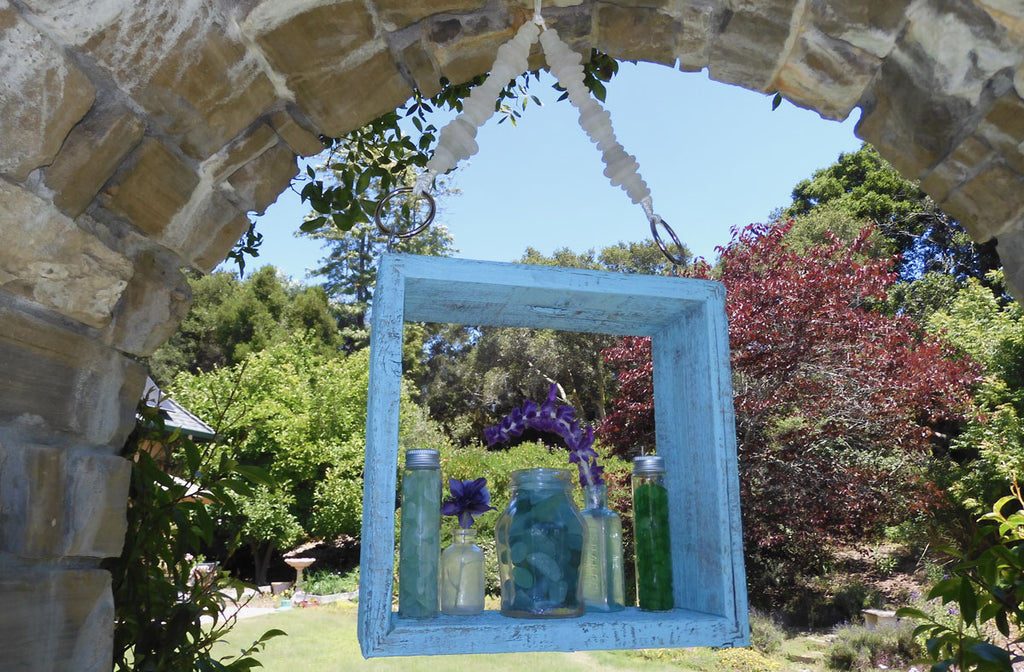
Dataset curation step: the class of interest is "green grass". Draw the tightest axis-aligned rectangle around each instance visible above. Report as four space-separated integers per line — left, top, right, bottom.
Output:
216 602 828 672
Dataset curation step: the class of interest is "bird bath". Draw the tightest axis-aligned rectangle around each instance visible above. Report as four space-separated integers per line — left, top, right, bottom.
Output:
285 557 316 591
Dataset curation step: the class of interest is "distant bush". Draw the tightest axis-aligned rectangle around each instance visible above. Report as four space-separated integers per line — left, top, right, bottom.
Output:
825 622 920 671
304 567 359 596
717 647 780 672
749 609 785 656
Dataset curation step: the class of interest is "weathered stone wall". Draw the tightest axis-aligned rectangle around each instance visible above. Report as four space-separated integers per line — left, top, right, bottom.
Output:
1 1 1023 669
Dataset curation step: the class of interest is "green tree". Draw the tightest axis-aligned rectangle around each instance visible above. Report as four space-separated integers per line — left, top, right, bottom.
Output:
784 143 999 282
148 267 340 384
171 336 378 583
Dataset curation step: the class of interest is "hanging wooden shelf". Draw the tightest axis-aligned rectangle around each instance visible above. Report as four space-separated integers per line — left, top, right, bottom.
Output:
359 253 748 657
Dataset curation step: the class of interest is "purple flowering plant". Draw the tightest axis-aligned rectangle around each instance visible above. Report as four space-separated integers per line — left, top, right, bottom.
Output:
484 384 604 488
441 477 496 529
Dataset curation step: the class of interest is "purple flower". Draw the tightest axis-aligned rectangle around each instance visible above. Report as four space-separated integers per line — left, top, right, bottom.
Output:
441 477 496 529
484 384 604 488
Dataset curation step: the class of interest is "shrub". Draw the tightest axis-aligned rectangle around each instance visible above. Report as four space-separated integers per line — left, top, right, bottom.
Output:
717 648 781 672
749 609 785 656
825 622 921 671
304 567 360 596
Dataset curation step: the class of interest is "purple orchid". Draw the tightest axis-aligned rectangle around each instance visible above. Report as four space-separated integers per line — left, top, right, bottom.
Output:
484 384 604 487
441 477 496 529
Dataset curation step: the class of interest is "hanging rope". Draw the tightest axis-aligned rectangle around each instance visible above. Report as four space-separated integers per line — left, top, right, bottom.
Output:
376 1 684 266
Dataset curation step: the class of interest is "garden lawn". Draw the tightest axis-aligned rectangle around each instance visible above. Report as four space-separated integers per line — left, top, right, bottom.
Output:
214 602 796 671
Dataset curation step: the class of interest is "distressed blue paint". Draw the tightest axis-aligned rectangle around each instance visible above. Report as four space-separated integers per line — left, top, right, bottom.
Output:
359 253 748 658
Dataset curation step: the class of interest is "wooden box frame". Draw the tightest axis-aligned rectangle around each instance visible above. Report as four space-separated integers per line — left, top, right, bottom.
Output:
359 253 748 657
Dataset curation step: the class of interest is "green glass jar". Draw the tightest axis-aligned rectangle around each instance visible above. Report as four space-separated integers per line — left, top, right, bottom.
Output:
632 455 674 611
495 468 585 618
398 449 441 619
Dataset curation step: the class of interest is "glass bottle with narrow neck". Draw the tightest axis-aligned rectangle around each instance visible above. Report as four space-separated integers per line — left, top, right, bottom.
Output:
632 455 674 611
580 481 625 612
441 528 485 615
398 449 441 619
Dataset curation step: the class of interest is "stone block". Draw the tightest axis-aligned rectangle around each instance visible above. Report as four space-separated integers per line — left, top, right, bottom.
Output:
375 0 488 29
432 15 516 86
672 2 720 72
975 91 1024 174
193 212 252 273
595 5 679 66
0 181 134 329
400 40 444 98
0 300 147 448
76 2 276 159
709 0 800 92
294 46 414 137
210 123 280 184
807 0 913 58
0 4 96 181
920 135 994 204
227 142 299 216
857 0 1021 177
45 106 146 218
977 0 1024 37
997 229 1024 300
772 26 881 121
101 251 192 356
246 1 412 136
0 442 130 559
1 569 113 672
104 138 200 237
940 160 1024 240
64 449 131 557
269 110 326 157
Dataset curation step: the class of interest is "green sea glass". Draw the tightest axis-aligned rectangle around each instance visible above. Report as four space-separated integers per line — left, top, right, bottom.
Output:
633 481 673 611
398 451 441 618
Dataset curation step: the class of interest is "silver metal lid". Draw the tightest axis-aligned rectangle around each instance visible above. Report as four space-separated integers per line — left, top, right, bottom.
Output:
405 449 440 468
632 454 665 475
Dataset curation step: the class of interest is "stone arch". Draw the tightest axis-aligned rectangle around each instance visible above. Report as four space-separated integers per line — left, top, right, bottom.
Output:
2 1 1023 669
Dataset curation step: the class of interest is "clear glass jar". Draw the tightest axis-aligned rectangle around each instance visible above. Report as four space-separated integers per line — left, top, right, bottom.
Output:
495 468 585 618
441 528 485 615
580 482 626 612
398 449 441 619
632 455 674 611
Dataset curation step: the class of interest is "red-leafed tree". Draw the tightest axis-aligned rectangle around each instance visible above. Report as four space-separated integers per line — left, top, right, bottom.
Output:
599 221 980 603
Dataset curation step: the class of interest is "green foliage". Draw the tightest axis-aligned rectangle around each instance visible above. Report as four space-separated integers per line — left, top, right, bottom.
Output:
897 484 1024 672
748 609 785 656
104 404 284 672
825 621 921 671
171 336 387 583
303 568 360 596
148 267 340 384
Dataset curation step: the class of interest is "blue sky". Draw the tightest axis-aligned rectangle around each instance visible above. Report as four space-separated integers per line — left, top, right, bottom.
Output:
236 62 864 282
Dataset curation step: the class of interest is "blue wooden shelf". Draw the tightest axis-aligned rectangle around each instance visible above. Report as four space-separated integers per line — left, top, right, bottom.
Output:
359 254 748 657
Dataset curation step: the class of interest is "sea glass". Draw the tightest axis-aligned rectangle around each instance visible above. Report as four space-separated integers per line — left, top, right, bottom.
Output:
398 449 441 619
495 468 585 618
580 483 625 612
632 455 674 611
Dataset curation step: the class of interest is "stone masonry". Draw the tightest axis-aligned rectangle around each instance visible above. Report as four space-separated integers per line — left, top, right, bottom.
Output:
1 1 1023 669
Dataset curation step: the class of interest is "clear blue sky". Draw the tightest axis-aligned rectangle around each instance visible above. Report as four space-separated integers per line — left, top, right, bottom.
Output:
235 62 863 281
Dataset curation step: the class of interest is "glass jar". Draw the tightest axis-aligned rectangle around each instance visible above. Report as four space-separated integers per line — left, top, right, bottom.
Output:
632 455 674 611
580 482 626 612
495 468 585 618
398 449 441 619
441 528 485 615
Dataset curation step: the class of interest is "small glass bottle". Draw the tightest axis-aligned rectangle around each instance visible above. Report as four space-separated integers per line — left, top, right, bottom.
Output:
441 528 485 615
495 468 585 618
580 482 626 612
632 455 674 611
398 449 441 619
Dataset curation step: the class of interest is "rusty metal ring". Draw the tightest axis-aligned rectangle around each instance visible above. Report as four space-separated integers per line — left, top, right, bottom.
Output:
650 216 686 266
374 187 436 240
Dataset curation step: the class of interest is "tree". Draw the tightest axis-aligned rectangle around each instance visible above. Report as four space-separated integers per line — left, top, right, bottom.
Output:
599 221 979 603
171 336 383 584
148 266 340 384
784 144 1000 283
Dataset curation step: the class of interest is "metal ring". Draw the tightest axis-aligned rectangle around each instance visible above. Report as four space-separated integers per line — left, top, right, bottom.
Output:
374 187 436 240
649 216 686 266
